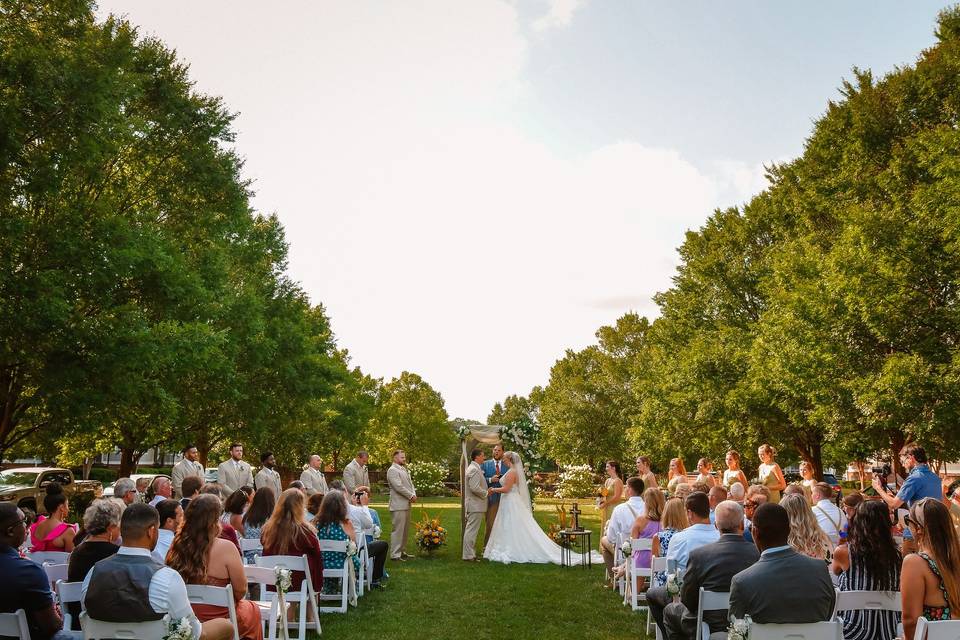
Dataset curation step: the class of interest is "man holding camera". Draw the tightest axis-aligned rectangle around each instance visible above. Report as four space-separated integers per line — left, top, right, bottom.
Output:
872 443 942 553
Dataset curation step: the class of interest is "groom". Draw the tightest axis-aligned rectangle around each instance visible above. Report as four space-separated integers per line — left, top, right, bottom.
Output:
463 448 488 561
482 443 505 543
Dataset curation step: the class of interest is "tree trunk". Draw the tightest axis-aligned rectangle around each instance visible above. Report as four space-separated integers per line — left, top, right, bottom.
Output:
794 435 824 480
118 447 141 477
855 460 867 490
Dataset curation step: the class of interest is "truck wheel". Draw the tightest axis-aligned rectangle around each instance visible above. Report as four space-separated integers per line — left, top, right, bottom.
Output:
19 501 37 524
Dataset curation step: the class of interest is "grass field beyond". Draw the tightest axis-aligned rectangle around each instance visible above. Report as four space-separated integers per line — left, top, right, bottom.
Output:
313 496 649 640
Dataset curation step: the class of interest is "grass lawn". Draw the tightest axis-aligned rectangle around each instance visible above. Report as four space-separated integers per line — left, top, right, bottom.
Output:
313 496 650 640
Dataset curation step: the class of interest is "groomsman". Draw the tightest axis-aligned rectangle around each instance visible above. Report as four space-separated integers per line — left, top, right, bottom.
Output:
300 455 329 495
387 449 417 560
171 445 204 499
482 444 505 543
343 450 370 494
255 452 283 496
216 443 254 493
463 449 488 561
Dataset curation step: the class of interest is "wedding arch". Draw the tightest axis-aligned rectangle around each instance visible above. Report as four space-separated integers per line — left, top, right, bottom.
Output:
457 424 503 536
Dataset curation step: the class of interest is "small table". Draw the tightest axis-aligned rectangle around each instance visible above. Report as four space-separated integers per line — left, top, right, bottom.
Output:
559 529 593 568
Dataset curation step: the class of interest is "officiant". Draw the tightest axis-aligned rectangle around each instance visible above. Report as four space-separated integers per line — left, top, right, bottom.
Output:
482 444 505 544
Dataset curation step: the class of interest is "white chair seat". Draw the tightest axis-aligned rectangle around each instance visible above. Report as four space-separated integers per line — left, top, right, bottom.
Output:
79 611 167 639
750 620 843 640
0 609 30 640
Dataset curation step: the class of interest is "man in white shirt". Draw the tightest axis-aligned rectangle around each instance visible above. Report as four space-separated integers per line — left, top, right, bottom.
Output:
254 452 282 496
600 477 646 580
147 477 173 507
299 455 329 496
664 492 720 573
330 480 373 544
216 443 254 493
811 482 846 545
152 499 182 563
82 503 233 640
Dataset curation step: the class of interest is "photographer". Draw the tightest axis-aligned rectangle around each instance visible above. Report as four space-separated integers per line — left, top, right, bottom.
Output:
872 443 942 553
351 488 388 588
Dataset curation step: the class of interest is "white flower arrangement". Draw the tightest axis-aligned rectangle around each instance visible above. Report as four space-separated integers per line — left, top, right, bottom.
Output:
456 425 471 440
665 572 683 597
620 540 632 556
728 616 752 640
554 464 597 499
162 616 194 640
274 566 292 594
346 539 358 558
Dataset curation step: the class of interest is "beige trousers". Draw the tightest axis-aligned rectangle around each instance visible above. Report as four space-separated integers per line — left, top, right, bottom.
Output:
463 511 484 560
600 535 617 577
390 509 410 559
484 501 500 544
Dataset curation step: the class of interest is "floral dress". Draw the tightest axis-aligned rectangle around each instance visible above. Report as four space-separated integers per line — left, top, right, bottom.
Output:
919 552 953 621
241 523 263 564
317 522 360 594
653 527 677 587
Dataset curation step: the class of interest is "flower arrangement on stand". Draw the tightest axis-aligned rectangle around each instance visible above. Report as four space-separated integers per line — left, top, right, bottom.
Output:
547 503 569 546
456 424 472 440
415 510 447 554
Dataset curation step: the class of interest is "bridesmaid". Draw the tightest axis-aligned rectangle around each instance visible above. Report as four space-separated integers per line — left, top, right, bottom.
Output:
666 458 687 494
722 450 749 490
598 460 625 534
695 458 717 488
757 444 787 504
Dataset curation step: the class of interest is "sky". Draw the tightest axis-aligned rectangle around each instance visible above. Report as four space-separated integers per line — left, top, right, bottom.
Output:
96 1 947 422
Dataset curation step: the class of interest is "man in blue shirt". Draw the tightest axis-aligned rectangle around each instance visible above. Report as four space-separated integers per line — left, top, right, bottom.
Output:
872 443 942 553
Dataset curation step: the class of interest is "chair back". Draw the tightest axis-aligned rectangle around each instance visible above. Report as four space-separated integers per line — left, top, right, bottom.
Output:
651 556 669 574
0 609 30 640
79 611 168 639
695 588 731 640
835 590 901 613
55 580 85 631
318 539 348 554
186 584 239 640
239 537 262 559
631 538 653 553
43 562 69 585
750 620 843 640
915 619 960 640
29 550 70 565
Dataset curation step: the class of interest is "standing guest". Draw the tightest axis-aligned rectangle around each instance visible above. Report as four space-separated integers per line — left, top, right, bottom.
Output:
136 477 151 497
387 450 417 560
811 482 846 546
217 443 254 494
708 485 728 524
148 477 173 507
652 497 690 587
901 498 960 640
261 489 323 600
598 460 625 533
695 458 717 488
799 461 817 502
756 444 786 504
342 450 370 495
872 443 943 555
351 488 389 587
166 495 262 640
66 499 122 631
482 444 506 543
329 480 373 544
728 482 745 505
636 456 658 491
600 477 646 586
729 503 835 623
944 481 960 530
112 477 140 507
153 499 182 563
315 490 361 596
781 493 833 561
462 449 488 562
172 445 205 499
300 455 329 496
255 452 282 496
1 503 74 640
831 500 902 640
29 483 77 552
241 487 275 563
722 450 749 491
667 458 688 494
626 487 666 588
82 503 234 640
181 475 203 511
223 489 249 534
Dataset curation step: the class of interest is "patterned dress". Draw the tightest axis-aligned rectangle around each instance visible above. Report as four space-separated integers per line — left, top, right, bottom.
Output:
317 521 361 594
838 553 901 640
653 527 677 587
241 523 264 564
919 552 954 621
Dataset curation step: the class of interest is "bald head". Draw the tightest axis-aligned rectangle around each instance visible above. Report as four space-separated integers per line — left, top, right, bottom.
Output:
714 500 744 534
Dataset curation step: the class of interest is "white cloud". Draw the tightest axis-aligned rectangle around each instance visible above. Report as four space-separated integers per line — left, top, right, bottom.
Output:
532 0 588 32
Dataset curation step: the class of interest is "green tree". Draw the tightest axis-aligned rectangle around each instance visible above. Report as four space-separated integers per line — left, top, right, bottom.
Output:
369 372 453 465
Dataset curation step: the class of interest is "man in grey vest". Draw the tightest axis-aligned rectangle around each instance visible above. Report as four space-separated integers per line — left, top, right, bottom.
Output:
81 503 233 640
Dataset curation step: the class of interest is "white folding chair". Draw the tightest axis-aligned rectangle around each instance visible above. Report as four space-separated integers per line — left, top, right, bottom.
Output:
239 538 263 563
29 551 70 565
836 589 903 638
186 583 240 640
626 538 653 613
914 618 960 640
43 562 69 586
0 609 30 640
695 588 731 640
316 540 351 614
750 620 843 640
255 555 321 638
244 564 289 640
648 556 670 636
79 611 167 639
356 536 368 596
55 580 85 632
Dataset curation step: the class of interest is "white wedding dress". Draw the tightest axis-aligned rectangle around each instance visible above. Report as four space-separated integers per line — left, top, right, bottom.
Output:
483 461 601 565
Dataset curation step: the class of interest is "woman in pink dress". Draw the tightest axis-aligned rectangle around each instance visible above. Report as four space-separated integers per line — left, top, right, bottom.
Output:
29 483 77 552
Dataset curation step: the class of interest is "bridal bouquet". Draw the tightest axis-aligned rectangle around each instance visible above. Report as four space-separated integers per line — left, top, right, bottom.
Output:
162 616 194 640
665 572 683 597
415 511 447 552
728 616 752 640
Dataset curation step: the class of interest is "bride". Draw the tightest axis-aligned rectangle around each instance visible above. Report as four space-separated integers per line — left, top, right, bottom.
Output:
484 451 601 565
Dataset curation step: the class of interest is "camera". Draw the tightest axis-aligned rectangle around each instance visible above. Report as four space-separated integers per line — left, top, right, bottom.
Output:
871 463 892 478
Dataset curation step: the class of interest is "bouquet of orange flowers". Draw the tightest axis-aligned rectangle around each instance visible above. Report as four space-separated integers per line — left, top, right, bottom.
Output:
415 511 446 552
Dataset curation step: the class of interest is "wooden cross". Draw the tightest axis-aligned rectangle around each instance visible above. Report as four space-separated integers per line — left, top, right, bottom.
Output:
570 502 582 531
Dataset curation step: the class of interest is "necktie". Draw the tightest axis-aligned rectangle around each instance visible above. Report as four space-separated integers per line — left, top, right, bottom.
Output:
496 462 500 474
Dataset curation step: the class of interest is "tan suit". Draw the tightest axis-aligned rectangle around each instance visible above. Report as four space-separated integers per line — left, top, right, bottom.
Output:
255 467 282 496
300 466 328 495
171 458 204 498
342 459 369 494
216 459 254 493
386 463 417 559
463 462 488 560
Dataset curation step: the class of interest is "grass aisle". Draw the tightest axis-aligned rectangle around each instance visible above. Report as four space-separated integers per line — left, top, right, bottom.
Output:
315 497 649 640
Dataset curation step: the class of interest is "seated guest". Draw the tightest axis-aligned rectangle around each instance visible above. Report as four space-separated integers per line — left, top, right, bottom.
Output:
180 475 203 511
782 483 807 499
691 482 711 495
351 488 388 588
82 503 233 640
29 483 77 552
153 499 182 563
901 498 960 640
647 492 720 634
200 484 241 552
306 493 324 519
743 486 770 543
728 482 745 504
652 497 689 587
840 491 864 540
261 489 323 597
673 483 692 500
661 501 759 640
67 499 123 630
600 477 647 586
112 477 140 507
781 494 833 561
222 489 249 534
329 480 372 544
148 477 173 507
315 490 360 595
289 480 306 492
0 503 72 640
135 477 151 496
831 500 902 640
708 485 727 524
166 495 262 640
615 487 665 590
811 482 846 545
200 482 228 501
241 487 275 563
729 503 835 623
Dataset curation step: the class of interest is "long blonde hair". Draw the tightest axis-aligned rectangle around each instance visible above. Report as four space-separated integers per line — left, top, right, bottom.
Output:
661 497 689 531
642 488 666 522
781 494 832 560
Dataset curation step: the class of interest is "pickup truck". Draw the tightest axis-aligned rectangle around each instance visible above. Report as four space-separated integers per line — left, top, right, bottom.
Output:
0 467 102 519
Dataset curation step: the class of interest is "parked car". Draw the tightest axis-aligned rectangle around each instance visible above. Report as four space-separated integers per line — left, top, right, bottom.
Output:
0 467 102 519
102 473 171 498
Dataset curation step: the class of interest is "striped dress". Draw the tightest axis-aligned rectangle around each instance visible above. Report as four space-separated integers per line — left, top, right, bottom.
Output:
839 553 901 640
